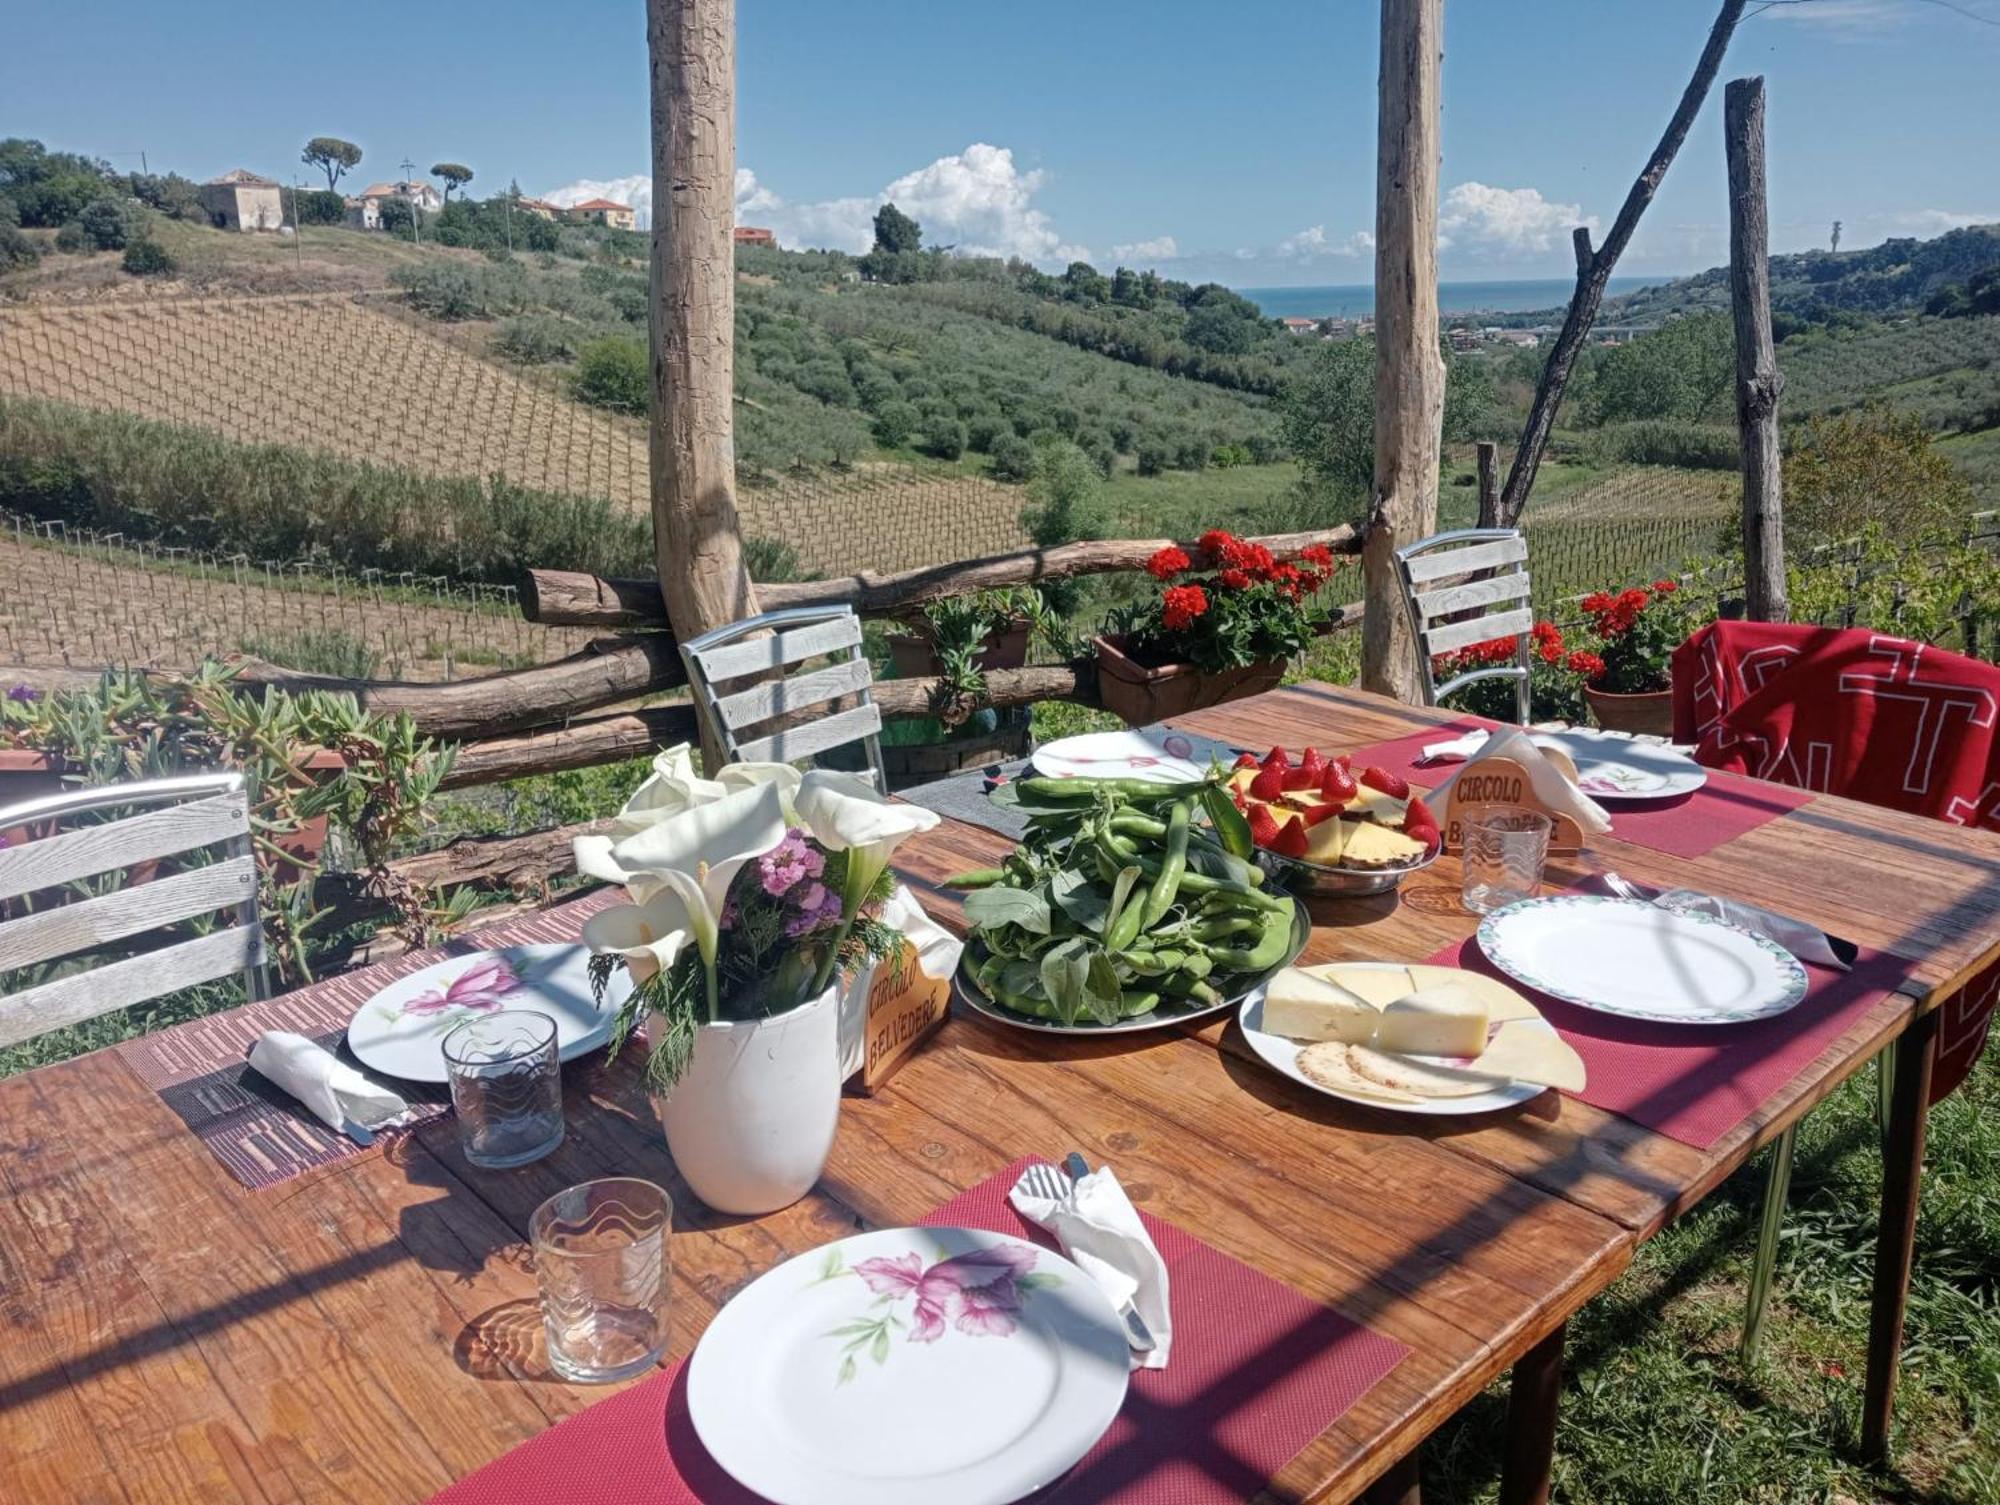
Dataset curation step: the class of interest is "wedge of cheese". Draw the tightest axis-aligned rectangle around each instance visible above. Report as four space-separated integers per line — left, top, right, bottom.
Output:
1263 968 1379 1044
1377 982 1491 1058
1461 1021 1585 1092
1305 964 1418 1008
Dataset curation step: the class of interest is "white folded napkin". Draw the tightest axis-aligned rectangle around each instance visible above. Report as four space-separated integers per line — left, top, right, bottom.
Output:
1454 727 1613 835
1652 890 1852 972
1009 1163 1172 1370
1420 724 1583 764
248 1031 410 1140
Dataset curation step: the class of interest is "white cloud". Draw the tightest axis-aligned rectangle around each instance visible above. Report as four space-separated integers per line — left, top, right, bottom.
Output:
1275 225 1373 260
1757 0 1902 32
1875 208 2000 234
1110 234 1179 264
543 174 652 226
1438 182 1594 256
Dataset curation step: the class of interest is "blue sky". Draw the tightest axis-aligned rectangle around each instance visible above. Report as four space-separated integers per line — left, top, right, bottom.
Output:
5 0 1996 285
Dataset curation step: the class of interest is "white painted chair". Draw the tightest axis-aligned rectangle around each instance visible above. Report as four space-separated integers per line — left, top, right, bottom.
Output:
679 606 890 790
1394 527 1535 725
0 773 268 1048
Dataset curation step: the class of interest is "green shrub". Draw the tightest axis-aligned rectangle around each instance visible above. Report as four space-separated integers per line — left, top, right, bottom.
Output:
988 431 1035 481
0 221 36 271
289 188 347 226
743 536 817 583
494 314 584 364
872 400 920 448
0 395 655 586
1589 419 1740 470
52 222 83 253
128 172 205 222
393 261 530 321
77 196 136 250
920 414 967 460
239 628 380 678
571 337 649 414
120 239 175 277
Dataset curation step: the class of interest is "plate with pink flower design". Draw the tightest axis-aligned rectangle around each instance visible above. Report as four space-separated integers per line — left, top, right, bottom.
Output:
688 1225 1130 1505
345 945 632 1084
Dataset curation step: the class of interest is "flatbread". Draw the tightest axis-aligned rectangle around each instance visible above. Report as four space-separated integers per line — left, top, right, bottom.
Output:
1294 1041 1421 1104
1343 1044 1496 1099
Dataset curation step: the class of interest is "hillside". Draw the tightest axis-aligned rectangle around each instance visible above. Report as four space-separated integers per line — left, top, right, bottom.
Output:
1604 223 2000 325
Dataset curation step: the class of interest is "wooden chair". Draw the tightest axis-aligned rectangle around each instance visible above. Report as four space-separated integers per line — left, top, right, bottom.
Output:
1394 527 1534 724
679 605 890 789
0 773 268 1049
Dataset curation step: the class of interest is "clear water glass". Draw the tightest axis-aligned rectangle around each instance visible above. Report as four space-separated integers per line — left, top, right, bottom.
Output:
530 1178 674 1383
441 1010 564 1169
1461 807 1553 914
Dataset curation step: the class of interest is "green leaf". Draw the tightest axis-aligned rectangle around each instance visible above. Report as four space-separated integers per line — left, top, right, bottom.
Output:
1104 865 1141 938
1039 937 1091 1027
1049 870 1111 934
837 1353 857 1386
871 1326 891 1365
964 885 1052 936
1082 949 1124 1026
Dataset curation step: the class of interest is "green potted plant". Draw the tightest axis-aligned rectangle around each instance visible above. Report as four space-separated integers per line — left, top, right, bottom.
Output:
885 588 1039 678
1094 530 1338 725
1574 580 1694 735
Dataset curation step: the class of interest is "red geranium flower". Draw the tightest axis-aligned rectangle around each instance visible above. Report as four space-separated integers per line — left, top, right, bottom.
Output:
1218 567 1252 590
1146 545 1191 580
1197 529 1236 561
1567 649 1607 680
1162 584 1209 631
1531 619 1565 665
1651 578 1679 595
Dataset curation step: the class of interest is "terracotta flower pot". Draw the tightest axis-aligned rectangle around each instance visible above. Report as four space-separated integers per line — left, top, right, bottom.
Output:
1092 634 1285 727
886 616 1033 679
1584 684 1675 738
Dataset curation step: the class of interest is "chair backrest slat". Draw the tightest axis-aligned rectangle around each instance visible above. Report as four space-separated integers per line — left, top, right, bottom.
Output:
680 606 889 791
715 656 873 730
1393 528 1534 723
0 853 258 972
735 703 884 767
0 924 266 1050
0 790 251 902
1424 605 1536 658
691 614 865 684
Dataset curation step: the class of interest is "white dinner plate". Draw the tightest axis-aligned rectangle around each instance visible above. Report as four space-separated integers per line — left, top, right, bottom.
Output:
1030 729 1208 783
688 1226 1130 1505
1535 728 1707 802
345 944 630 1084
1477 895 1809 1025
1237 962 1549 1116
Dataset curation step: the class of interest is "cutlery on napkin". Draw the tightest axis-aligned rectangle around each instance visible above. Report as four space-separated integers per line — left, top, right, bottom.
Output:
248 1031 411 1143
1420 725 1694 764
1011 1157 1172 1369
1437 727 1614 835
1599 871 1854 971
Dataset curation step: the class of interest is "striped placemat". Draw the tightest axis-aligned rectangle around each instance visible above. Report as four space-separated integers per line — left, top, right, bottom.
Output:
117 891 617 1189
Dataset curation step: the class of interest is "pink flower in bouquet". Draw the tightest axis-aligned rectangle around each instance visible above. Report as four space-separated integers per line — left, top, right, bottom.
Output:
400 956 519 1017
758 828 824 898
783 879 845 938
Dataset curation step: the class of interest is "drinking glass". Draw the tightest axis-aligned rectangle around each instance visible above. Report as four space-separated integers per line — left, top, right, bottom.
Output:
441 1010 564 1169
530 1178 674 1383
1461 807 1553 914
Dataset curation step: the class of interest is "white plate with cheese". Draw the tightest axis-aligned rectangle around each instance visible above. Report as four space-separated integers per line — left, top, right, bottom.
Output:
1237 961 1583 1115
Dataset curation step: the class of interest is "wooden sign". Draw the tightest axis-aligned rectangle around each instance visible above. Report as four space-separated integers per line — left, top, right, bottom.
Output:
1441 753 1585 854
855 941 951 1094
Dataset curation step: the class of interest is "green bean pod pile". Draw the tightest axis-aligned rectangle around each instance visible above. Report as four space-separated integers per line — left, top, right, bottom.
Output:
946 774 1297 1027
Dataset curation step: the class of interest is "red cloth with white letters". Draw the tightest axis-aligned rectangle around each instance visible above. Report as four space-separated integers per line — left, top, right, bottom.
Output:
1671 620 2000 1099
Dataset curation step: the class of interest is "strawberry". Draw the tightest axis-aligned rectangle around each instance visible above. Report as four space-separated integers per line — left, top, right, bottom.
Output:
1297 746 1329 782
1271 812 1311 859
1246 802 1284 850
1404 795 1438 829
1320 762 1359 802
1231 787 1248 810
1232 751 1260 770
1359 765 1410 799
1248 764 1286 803
1260 746 1291 774
1301 796 1345 827
1281 762 1318 792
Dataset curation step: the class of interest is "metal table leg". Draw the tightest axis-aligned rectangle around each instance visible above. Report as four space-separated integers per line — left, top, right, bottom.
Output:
1861 1006 1938 1463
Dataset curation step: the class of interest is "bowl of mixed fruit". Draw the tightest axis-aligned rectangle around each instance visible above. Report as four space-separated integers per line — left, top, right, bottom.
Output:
1226 746 1442 896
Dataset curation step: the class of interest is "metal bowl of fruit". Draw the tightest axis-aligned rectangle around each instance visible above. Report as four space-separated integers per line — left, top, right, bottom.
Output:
1229 746 1443 898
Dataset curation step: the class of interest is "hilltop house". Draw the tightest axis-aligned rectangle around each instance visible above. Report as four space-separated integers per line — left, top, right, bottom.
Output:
199 170 284 232
1280 316 1321 336
344 195 379 231
567 198 636 231
516 197 564 221
734 226 777 248
356 180 445 223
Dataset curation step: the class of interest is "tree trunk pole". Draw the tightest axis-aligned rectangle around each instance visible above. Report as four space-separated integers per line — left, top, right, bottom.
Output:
648 0 757 694
1727 76 1788 622
1496 0 1747 527
1475 439 1501 528
1364 0 1445 703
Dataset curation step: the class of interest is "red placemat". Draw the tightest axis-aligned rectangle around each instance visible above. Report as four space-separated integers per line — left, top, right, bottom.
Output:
1346 721 1814 861
1424 920 1914 1148
116 891 617 1188
430 1158 1410 1505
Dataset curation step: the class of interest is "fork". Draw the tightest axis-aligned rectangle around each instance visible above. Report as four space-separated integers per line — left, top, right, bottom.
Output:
1021 1161 1157 1354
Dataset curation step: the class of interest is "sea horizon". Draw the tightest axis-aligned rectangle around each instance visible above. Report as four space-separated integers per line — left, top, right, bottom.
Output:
1237 275 1674 321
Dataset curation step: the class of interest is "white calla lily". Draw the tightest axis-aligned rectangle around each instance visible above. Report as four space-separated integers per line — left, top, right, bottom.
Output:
794 770 940 990
580 884 698 986
608 745 727 838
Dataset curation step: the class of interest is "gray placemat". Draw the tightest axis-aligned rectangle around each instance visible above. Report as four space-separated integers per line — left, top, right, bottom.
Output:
895 727 1248 840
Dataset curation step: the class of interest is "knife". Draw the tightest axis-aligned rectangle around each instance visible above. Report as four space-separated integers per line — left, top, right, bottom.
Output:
1599 871 1856 969
1063 1151 1158 1354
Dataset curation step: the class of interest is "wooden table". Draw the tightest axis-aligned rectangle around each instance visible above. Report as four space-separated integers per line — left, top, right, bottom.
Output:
5 682 1995 1502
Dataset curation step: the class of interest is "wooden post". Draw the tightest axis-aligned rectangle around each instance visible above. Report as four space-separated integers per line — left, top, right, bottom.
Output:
1476 440 1501 529
1496 0 1747 527
1727 76 1788 622
1364 0 1445 703
648 0 758 661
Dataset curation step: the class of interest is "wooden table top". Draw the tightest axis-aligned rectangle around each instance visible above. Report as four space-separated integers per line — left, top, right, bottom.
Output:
6 680 1994 1505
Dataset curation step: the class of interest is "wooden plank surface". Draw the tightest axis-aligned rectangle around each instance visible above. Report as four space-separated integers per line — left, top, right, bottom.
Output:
6 679 1996 1505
